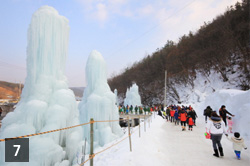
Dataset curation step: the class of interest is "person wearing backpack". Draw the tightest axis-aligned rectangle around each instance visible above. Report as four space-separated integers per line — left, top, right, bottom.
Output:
190 108 198 126
204 106 212 123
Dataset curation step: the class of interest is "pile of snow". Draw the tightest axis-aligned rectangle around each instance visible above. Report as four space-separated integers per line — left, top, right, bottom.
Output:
195 89 250 145
124 83 142 107
168 70 242 104
0 6 82 165
78 50 123 150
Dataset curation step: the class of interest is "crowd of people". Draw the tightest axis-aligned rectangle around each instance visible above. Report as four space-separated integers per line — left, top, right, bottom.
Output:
158 104 247 160
159 105 198 131
118 105 154 115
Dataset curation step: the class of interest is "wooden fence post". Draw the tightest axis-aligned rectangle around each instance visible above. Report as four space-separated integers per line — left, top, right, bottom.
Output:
144 115 146 132
90 118 94 166
139 117 141 138
127 116 132 152
132 118 134 127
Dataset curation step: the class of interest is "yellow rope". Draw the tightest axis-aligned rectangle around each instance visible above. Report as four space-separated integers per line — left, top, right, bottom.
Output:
79 123 141 165
0 122 91 142
1 116 147 166
0 118 130 142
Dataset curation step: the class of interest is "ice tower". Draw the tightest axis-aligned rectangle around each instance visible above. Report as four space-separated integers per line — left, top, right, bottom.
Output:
124 83 142 107
0 6 82 165
79 50 123 149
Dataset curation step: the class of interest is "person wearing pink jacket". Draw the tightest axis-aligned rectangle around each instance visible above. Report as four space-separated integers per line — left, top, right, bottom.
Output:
227 117 233 133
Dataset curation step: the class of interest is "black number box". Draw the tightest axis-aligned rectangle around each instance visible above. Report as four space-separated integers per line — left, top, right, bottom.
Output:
5 138 29 162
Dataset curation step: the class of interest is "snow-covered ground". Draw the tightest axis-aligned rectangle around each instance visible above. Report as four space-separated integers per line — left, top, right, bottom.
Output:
91 113 250 166
88 88 250 166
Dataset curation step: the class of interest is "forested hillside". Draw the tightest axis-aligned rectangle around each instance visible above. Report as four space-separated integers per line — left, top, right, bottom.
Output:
0 80 84 100
0 81 23 99
108 0 250 105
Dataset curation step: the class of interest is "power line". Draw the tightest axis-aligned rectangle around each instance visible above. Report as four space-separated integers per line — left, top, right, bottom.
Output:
0 60 26 71
109 0 196 57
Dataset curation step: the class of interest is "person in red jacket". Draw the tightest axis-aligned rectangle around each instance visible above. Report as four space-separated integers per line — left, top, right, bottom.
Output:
179 109 187 131
188 116 194 131
170 109 175 123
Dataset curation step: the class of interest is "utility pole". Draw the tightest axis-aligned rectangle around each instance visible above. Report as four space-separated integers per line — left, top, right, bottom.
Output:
164 70 167 108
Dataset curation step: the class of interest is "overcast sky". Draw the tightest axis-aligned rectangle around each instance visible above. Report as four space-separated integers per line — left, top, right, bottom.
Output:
0 0 238 87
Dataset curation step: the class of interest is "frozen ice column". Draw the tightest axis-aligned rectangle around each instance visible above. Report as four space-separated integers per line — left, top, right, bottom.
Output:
0 6 82 166
124 83 142 107
79 50 123 149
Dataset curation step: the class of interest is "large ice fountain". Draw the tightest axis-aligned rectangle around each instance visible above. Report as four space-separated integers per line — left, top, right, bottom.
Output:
0 6 82 166
78 50 123 149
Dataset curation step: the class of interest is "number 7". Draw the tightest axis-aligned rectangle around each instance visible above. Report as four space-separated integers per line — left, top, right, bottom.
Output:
13 145 21 156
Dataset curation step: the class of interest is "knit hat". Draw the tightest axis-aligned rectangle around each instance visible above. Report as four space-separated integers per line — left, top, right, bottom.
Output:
234 132 240 138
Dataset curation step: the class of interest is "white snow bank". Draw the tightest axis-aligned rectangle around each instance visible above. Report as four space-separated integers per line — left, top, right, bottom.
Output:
168 70 242 104
195 89 250 149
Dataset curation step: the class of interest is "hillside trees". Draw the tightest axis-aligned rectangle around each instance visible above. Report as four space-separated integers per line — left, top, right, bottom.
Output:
108 0 250 104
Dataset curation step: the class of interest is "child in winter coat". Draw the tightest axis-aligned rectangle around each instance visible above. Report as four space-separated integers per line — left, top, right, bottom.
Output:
188 116 194 131
174 111 179 125
226 132 247 160
163 111 167 119
227 117 233 133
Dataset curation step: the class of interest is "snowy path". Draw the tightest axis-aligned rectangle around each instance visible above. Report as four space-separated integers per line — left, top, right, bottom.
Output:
93 113 250 166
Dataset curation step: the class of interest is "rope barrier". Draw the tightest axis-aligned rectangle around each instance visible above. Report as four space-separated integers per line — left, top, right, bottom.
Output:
79 135 130 166
79 118 142 166
0 117 134 142
95 118 130 123
0 122 91 142
95 120 120 123
0 114 150 166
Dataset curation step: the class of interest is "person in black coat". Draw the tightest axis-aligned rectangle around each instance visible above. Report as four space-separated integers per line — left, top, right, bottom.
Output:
158 109 164 119
204 106 212 123
190 108 198 125
219 105 235 127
